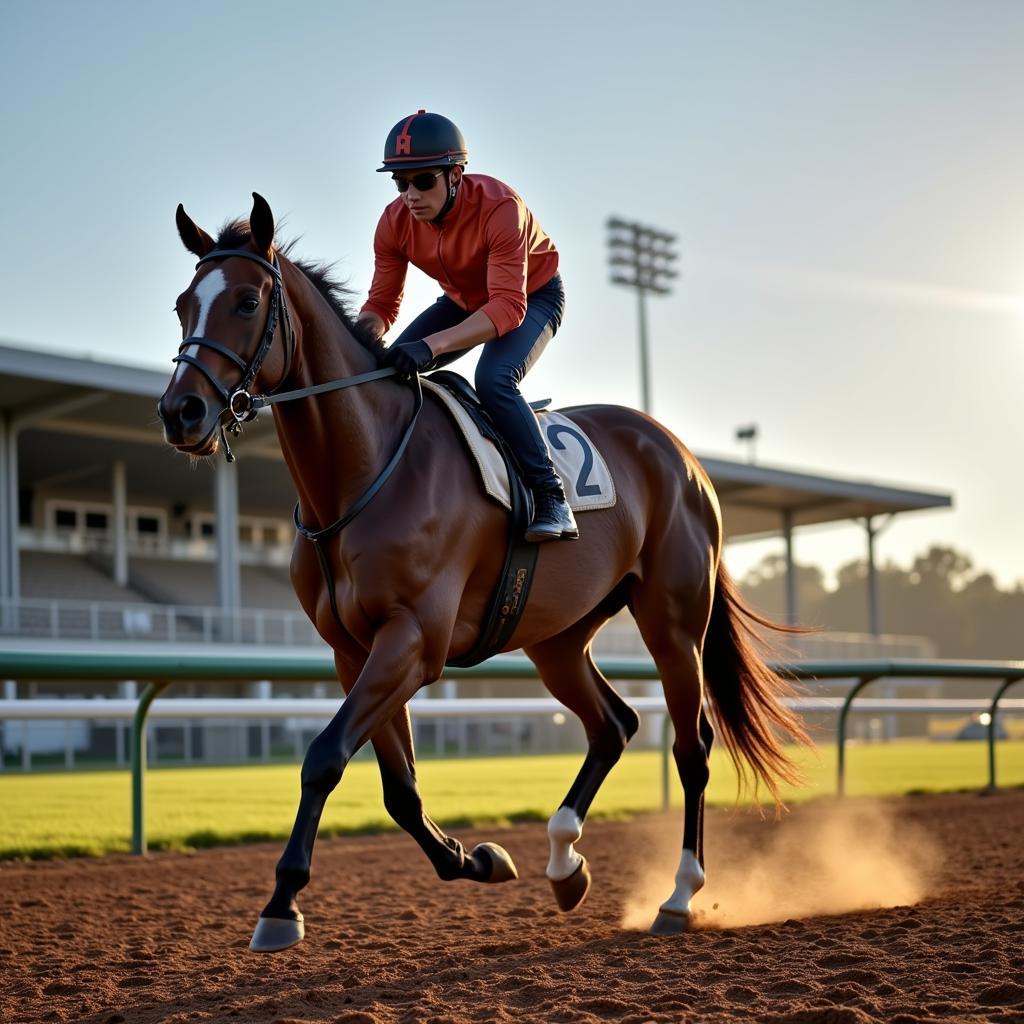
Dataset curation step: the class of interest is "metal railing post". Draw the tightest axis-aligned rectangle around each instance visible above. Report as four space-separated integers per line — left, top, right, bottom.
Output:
837 676 878 797
987 676 1022 790
131 680 168 855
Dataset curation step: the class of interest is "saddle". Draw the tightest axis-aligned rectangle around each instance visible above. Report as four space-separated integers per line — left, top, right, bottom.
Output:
426 370 541 669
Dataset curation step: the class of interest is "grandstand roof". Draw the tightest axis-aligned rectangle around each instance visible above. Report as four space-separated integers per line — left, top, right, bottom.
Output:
1 341 952 534
701 457 951 537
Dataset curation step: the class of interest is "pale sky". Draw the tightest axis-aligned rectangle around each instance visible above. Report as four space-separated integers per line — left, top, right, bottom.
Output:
2 0 1022 587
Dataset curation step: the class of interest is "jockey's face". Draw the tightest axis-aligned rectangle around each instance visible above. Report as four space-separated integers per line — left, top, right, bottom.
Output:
395 165 461 221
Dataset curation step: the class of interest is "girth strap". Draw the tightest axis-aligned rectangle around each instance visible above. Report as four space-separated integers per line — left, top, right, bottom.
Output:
439 387 539 669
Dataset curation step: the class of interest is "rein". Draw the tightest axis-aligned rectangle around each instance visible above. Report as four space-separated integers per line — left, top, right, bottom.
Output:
172 247 423 544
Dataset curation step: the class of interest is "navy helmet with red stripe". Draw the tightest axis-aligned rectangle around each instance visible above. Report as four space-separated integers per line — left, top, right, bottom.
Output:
377 110 468 172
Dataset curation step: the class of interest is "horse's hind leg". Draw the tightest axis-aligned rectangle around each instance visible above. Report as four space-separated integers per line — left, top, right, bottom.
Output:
630 571 714 935
525 606 640 913
372 705 518 884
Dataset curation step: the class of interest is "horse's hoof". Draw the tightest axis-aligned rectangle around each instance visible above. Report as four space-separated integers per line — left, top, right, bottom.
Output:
473 842 519 883
249 914 305 953
648 908 691 936
549 856 591 912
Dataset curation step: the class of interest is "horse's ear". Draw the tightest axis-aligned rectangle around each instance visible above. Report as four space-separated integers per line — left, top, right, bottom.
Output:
176 204 215 258
250 192 275 258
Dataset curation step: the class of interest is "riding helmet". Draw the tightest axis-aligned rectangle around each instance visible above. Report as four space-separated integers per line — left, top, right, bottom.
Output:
377 110 468 172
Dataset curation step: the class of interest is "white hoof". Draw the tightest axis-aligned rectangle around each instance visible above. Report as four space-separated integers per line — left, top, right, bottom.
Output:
249 914 304 953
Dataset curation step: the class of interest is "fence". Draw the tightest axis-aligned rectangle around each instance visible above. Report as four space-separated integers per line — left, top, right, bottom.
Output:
0 597 319 646
1 595 936 658
0 650 1022 854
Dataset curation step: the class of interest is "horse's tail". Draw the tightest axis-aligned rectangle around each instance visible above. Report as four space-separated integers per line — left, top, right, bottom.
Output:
702 562 813 804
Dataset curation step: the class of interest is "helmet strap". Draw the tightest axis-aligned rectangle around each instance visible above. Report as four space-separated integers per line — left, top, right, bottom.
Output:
432 167 462 225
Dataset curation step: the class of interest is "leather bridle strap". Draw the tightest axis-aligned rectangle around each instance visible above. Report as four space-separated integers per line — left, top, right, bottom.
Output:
172 248 292 424
290 373 423 633
172 337 249 405
238 366 398 416
293 373 423 544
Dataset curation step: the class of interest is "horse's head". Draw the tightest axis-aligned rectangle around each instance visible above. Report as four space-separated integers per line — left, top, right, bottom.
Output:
158 192 292 458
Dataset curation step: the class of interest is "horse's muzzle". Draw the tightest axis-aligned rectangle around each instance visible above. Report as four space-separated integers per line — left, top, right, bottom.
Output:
157 390 219 453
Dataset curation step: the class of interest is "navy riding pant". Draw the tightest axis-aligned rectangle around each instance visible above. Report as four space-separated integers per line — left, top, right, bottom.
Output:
392 274 565 491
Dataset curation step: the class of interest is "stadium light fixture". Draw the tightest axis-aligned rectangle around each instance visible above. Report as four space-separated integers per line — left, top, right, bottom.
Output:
606 217 679 412
735 423 759 463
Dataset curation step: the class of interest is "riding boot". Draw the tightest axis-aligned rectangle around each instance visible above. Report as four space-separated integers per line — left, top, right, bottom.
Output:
526 482 579 543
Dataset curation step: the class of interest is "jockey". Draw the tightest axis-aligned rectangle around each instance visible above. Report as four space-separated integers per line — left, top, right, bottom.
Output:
357 110 578 543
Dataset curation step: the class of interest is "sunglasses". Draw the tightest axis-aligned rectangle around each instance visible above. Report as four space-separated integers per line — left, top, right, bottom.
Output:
393 171 445 193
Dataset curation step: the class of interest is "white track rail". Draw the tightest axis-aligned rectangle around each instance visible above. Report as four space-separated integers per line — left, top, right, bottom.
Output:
2 696 1023 720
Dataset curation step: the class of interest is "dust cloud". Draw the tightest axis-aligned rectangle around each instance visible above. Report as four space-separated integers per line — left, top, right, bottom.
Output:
620 799 941 931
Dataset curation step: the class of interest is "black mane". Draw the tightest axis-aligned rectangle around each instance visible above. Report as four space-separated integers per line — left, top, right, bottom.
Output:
213 221 385 361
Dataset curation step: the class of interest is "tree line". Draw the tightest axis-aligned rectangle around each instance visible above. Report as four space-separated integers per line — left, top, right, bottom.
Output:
738 545 1024 660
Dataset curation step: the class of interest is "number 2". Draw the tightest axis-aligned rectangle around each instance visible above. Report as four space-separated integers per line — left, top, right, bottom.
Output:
546 424 601 497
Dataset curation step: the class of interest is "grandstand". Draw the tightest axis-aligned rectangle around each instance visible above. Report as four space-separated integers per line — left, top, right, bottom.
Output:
0 341 953 765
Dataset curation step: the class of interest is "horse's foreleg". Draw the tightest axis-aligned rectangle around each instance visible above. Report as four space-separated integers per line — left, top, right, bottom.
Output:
250 613 430 953
373 710 517 884
329 649 515 886
526 633 639 913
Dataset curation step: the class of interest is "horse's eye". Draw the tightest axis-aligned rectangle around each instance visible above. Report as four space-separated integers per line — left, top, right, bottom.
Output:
239 296 260 315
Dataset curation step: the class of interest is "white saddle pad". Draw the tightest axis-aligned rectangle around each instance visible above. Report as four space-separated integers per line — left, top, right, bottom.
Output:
423 380 616 513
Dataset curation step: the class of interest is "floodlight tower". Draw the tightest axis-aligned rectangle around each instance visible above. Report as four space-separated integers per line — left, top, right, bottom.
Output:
735 423 759 464
607 217 679 413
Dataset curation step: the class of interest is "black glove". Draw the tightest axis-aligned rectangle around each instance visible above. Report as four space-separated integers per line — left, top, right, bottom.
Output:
382 339 435 376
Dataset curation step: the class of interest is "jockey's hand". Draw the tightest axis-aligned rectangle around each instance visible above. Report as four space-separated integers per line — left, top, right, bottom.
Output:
382 339 435 377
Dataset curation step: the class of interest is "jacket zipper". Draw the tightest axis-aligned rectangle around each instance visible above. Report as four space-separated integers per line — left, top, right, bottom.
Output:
436 226 451 291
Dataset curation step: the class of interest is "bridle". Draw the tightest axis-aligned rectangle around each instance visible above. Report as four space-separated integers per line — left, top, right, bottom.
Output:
173 248 296 460
172 247 414 462
170 247 423 551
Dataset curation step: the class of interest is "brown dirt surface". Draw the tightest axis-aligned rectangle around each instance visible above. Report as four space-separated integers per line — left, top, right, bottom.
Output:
2 789 1023 1024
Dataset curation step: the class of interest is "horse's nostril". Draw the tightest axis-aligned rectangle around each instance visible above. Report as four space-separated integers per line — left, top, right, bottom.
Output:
180 394 208 428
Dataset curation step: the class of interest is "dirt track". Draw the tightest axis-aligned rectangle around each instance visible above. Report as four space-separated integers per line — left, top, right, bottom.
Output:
3 790 1023 1024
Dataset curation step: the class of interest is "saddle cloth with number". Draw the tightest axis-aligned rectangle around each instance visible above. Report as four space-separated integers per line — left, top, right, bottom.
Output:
422 378 616 512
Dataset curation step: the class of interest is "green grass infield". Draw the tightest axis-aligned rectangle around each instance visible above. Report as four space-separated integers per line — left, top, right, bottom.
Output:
1 740 1022 860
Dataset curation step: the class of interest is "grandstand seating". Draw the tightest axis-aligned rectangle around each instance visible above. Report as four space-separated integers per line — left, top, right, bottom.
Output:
20 551 148 603
124 558 301 612
239 566 301 611
128 557 216 607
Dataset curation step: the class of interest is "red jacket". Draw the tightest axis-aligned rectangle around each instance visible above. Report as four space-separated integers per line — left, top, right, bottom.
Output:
361 174 559 336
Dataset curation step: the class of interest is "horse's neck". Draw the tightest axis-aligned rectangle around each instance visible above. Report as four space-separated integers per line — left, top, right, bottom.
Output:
271 264 407 531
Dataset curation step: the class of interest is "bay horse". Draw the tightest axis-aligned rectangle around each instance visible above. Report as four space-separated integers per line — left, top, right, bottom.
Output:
158 193 810 953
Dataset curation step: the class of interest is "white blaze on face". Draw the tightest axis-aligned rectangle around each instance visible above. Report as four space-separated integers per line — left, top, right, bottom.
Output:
173 268 228 384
